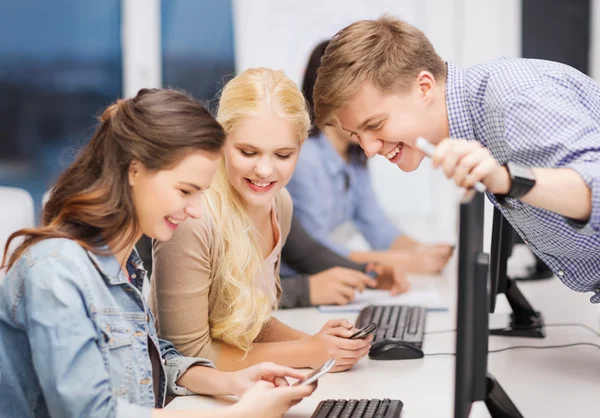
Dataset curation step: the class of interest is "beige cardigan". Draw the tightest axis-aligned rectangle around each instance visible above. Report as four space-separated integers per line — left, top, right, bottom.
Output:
148 188 293 363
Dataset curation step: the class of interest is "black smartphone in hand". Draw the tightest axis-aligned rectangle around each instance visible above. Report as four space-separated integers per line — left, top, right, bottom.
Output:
349 322 376 339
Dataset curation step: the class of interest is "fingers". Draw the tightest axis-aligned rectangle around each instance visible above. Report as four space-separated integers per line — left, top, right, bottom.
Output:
258 362 307 381
331 346 371 372
338 270 378 291
432 244 453 255
254 380 276 390
452 147 489 187
332 354 369 371
390 278 411 295
335 283 356 304
336 333 372 349
323 326 356 338
465 157 498 189
389 267 411 295
281 382 317 401
433 139 484 181
431 138 452 168
322 318 354 331
272 376 289 387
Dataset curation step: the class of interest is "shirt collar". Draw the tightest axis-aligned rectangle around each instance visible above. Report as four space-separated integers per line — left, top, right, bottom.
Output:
314 132 346 176
445 62 475 140
86 244 144 285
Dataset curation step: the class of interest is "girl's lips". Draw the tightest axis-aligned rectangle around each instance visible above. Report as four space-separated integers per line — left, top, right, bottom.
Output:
164 217 179 230
245 178 276 192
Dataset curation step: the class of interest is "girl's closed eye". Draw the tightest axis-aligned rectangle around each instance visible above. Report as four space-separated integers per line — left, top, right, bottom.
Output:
240 150 257 157
366 121 384 131
179 189 192 196
276 153 292 160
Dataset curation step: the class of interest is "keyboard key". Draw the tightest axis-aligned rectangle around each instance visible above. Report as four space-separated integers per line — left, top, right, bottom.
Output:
340 399 357 418
311 399 403 418
372 306 383 326
316 400 335 417
356 305 427 360
395 307 407 338
365 400 380 416
374 398 390 417
328 400 346 418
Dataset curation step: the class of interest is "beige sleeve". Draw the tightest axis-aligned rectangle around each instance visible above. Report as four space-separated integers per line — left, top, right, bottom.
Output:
149 214 221 362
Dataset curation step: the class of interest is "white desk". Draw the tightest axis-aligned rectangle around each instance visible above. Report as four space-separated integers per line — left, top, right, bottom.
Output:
167 269 600 417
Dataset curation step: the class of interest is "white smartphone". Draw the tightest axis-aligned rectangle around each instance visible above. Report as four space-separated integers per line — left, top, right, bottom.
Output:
293 358 336 386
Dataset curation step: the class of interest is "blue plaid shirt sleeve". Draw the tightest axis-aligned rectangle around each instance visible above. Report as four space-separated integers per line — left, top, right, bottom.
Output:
503 82 600 234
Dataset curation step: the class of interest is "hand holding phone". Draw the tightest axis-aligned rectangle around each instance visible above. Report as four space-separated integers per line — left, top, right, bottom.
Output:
349 322 376 340
293 358 336 386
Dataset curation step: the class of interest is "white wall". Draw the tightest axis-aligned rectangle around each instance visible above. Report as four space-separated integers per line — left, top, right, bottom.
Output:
121 0 162 98
232 0 521 245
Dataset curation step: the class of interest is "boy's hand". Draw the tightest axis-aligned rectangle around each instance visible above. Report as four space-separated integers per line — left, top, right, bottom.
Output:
432 138 510 194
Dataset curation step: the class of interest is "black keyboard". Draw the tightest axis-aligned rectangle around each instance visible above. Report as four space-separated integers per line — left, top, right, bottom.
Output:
311 398 403 418
356 305 426 360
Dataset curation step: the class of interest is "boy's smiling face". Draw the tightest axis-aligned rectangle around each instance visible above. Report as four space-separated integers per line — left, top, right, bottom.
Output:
335 74 447 172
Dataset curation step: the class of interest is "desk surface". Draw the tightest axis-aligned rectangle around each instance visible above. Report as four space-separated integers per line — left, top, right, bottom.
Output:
167 266 600 417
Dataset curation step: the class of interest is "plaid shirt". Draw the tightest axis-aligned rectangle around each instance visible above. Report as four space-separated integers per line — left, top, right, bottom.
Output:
446 58 600 303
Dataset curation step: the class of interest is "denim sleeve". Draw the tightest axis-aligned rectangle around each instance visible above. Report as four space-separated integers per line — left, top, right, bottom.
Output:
287 156 352 257
158 337 216 396
505 83 600 234
352 165 401 250
20 256 152 418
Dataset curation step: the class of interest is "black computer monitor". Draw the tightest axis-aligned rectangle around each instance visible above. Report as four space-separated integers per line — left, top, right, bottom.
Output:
454 191 523 418
488 207 511 313
454 191 489 418
488 207 545 338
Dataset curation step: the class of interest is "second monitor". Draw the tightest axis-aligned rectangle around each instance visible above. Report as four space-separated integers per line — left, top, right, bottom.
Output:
488 207 545 338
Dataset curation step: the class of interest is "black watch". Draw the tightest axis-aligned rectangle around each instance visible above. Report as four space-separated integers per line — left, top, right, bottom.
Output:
495 161 536 204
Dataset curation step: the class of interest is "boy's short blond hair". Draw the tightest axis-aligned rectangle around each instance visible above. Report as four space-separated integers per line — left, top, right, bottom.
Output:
314 15 446 128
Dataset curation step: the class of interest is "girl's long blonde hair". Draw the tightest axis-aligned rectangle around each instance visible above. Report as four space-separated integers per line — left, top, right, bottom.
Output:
206 68 310 351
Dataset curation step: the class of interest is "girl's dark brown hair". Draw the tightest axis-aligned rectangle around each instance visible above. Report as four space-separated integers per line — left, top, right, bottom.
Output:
2 88 226 271
302 40 330 138
302 40 367 166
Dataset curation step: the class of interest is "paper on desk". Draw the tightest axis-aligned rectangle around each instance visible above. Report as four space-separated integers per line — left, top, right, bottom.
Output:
317 286 447 313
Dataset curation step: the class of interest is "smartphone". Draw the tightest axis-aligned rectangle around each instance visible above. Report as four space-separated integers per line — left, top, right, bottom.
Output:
349 322 377 340
293 358 336 386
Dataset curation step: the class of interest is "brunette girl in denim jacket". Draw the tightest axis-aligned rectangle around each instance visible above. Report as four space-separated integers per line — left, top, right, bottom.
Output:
0 88 314 418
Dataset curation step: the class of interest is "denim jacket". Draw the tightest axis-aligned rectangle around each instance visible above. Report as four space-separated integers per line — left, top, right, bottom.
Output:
0 238 214 418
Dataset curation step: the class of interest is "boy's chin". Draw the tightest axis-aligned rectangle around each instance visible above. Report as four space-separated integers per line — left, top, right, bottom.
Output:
396 157 423 172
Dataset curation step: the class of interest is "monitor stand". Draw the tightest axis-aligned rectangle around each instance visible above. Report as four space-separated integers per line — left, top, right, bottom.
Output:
485 374 524 418
490 278 545 338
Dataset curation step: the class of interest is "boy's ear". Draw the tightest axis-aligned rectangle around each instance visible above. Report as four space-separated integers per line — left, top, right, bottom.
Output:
416 71 436 99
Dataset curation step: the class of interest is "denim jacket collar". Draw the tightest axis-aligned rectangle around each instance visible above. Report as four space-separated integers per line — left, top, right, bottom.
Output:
86 244 144 286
